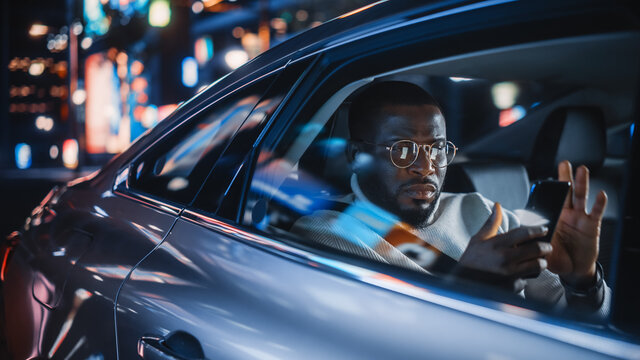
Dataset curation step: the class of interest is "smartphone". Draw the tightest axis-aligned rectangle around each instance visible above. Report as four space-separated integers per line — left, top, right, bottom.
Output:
524 180 571 242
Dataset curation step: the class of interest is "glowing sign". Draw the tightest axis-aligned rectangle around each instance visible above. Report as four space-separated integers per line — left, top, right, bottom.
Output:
85 53 124 154
194 36 214 65
15 143 32 169
224 49 248 70
149 0 171 27
84 0 110 36
63 139 79 169
182 57 198 87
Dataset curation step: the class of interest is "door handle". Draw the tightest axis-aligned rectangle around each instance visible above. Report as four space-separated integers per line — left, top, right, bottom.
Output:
138 331 205 360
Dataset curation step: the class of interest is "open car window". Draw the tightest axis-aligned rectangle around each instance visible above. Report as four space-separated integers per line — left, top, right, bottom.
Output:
124 76 275 206
243 32 639 320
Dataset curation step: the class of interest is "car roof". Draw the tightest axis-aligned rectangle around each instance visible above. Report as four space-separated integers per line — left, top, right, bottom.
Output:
179 1 485 111
188 0 635 110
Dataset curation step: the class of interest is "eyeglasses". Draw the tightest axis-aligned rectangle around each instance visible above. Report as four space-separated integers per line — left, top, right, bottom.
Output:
356 139 458 168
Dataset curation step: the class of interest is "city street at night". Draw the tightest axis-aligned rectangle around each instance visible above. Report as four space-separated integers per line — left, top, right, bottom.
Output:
1 1 640 359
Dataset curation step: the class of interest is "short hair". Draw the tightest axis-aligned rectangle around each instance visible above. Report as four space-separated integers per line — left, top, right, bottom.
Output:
348 81 442 140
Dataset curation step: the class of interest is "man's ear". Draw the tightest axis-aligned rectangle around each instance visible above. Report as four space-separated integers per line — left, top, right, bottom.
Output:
346 140 359 164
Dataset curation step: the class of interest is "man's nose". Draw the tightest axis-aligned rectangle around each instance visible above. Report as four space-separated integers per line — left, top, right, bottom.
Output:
409 146 435 176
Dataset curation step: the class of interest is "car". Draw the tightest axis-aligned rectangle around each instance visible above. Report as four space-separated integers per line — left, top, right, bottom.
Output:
3 0 640 358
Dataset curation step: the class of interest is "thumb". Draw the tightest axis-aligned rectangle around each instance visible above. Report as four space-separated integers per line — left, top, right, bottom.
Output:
475 203 503 241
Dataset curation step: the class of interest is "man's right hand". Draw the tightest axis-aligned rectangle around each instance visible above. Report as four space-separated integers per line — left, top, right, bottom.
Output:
457 203 552 291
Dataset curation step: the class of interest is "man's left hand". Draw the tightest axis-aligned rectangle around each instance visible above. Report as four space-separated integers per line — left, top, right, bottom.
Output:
547 160 607 287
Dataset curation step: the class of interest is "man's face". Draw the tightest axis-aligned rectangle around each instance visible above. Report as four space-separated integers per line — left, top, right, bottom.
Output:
354 103 447 228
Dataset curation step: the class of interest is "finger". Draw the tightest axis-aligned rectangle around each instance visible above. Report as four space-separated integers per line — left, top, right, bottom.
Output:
512 278 527 293
494 226 548 247
572 165 589 212
505 241 553 263
475 203 503 241
511 258 548 279
589 190 608 221
494 225 548 248
558 160 574 209
494 225 549 247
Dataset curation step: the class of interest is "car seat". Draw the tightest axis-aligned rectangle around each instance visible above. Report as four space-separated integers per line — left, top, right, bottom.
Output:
529 106 620 282
444 160 531 210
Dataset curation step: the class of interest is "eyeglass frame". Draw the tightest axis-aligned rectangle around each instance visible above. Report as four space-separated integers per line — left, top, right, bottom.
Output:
352 139 458 168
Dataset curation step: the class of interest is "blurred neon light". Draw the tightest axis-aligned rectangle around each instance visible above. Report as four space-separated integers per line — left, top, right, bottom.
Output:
131 77 148 92
63 139 79 169
149 0 171 27
142 105 158 128
28 62 45 76
182 57 198 87
130 60 144 76
158 104 178 121
192 1 204 13
499 105 526 127
72 22 84 35
81 37 93 49
224 49 248 70
84 0 109 35
491 82 519 109
35 115 54 131
29 24 49 37
194 36 214 65
15 143 32 169
85 53 123 154
50 145 60 159
72 89 87 105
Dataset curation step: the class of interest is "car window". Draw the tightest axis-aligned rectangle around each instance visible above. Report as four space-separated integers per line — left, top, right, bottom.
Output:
241 33 639 318
191 59 313 220
126 76 275 206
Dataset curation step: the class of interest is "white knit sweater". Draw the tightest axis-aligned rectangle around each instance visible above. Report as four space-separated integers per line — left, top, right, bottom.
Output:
291 175 610 316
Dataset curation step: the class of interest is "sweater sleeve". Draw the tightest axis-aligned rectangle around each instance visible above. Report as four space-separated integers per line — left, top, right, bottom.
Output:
290 210 429 274
466 193 521 233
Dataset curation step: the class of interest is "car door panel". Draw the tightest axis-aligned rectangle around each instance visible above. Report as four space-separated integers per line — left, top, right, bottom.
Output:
3 179 178 359
116 211 631 360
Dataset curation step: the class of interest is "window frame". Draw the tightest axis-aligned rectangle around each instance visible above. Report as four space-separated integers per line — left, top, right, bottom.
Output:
113 69 282 213
188 57 317 220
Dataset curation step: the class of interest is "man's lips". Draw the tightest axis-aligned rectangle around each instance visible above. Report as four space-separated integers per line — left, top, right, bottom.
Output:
402 183 438 201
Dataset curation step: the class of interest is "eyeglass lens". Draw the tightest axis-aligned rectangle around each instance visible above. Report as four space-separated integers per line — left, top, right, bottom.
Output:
390 141 455 168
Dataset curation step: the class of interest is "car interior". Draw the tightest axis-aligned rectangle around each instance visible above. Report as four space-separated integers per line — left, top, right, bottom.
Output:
248 31 639 285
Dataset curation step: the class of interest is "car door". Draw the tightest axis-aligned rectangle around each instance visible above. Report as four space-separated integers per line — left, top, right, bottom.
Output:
114 59 309 359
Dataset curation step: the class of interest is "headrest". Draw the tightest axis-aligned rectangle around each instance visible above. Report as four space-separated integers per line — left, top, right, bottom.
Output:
444 161 531 210
530 106 605 179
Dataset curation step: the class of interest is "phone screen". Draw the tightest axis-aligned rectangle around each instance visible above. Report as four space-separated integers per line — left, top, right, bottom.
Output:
525 180 571 242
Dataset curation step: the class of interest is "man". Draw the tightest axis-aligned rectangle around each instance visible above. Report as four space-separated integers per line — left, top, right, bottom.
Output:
292 81 609 314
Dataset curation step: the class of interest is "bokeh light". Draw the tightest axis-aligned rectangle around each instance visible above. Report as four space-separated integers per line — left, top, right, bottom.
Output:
149 0 171 27
62 139 79 169
224 49 249 70
15 143 32 169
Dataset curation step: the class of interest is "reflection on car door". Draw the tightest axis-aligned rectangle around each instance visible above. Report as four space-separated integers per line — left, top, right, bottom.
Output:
3 177 179 359
114 60 306 357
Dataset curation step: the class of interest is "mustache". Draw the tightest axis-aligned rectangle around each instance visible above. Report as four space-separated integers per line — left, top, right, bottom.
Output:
400 178 439 189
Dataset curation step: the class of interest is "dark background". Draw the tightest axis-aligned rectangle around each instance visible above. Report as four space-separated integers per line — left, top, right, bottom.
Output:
0 0 374 239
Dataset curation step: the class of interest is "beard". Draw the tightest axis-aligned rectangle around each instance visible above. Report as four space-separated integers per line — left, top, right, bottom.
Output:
359 177 441 228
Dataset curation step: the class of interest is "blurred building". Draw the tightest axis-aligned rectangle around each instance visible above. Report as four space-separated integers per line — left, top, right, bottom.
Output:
2 0 373 172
